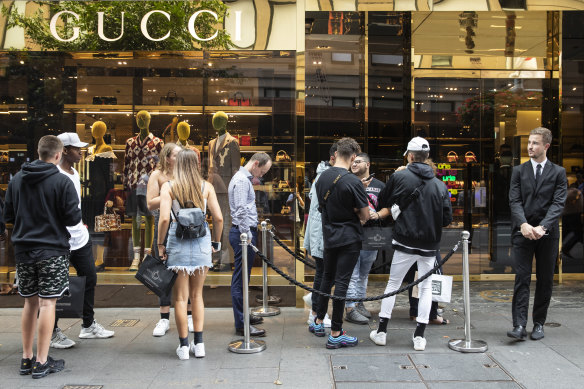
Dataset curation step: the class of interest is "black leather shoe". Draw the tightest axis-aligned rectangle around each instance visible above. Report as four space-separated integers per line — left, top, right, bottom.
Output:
250 315 264 325
530 323 545 340
235 325 266 337
507 325 527 340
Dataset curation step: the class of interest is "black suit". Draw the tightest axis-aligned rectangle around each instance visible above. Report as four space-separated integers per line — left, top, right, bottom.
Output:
509 160 567 327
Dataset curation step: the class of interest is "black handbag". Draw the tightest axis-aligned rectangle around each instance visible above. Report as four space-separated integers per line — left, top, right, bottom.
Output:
362 222 393 251
135 254 177 297
56 276 86 319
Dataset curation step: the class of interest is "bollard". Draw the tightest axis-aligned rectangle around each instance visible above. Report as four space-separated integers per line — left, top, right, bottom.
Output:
228 233 266 354
448 230 488 353
251 220 281 317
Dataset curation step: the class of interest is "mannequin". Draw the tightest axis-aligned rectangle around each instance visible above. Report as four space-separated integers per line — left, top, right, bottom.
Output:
87 121 116 271
208 111 240 271
123 110 164 271
176 121 201 163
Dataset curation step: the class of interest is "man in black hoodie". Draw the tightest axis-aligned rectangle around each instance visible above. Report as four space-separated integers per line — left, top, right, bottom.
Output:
3 135 81 379
369 137 452 351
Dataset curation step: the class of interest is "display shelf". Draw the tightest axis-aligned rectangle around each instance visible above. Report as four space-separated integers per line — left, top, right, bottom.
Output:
63 104 273 115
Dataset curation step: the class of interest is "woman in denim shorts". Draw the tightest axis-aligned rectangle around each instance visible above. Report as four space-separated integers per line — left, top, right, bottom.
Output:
157 149 223 360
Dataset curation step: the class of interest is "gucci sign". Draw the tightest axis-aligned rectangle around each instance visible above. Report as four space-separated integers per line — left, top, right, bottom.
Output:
49 10 223 42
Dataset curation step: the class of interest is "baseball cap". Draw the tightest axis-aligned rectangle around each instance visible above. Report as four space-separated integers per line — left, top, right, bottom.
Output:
403 136 430 156
58 132 88 147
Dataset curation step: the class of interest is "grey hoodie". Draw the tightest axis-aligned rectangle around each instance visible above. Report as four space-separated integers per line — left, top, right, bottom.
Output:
302 161 330 258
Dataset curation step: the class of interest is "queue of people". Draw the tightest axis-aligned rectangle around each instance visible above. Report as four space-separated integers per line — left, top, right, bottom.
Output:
3 126 568 378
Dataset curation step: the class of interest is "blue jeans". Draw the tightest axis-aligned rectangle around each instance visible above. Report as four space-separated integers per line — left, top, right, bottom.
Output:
229 226 258 329
345 250 378 308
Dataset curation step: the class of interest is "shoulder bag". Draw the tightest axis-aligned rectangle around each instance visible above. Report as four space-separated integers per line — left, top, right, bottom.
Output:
56 276 86 318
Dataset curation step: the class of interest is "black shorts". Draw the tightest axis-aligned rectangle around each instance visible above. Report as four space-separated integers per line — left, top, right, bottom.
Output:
16 255 70 298
126 189 153 217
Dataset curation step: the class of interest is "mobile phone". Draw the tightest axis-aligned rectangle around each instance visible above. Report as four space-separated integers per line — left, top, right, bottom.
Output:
211 241 221 251
365 173 375 181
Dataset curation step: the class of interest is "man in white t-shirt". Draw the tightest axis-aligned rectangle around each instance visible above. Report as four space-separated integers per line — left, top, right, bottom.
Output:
51 133 114 349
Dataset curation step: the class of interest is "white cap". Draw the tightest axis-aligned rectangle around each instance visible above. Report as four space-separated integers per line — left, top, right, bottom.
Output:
58 132 88 147
404 136 430 156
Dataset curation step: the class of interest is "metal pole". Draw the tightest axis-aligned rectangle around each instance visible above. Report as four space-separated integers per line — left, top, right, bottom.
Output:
252 220 280 317
448 230 488 353
228 233 266 354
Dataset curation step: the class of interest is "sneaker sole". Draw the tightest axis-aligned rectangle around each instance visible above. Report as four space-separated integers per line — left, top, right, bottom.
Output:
19 369 32 375
308 328 326 337
326 341 358 349
50 342 75 349
79 333 114 339
32 365 64 379
345 317 369 325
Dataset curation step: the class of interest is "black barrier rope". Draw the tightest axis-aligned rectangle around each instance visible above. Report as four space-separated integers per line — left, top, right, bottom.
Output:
250 240 460 302
269 229 317 269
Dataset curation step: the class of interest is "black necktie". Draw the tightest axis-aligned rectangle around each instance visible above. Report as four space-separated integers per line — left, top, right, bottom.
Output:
535 164 542 183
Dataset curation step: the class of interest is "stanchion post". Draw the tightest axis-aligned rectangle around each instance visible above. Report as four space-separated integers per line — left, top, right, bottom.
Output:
252 221 280 317
448 230 488 353
228 233 266 354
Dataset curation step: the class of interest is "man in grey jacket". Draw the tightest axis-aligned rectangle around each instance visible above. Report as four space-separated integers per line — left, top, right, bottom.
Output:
302 143 337 328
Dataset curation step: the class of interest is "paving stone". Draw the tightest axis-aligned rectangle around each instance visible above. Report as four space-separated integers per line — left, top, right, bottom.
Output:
427 382 522 389
410 353 512 381
336 383 426 389
331 354 421 382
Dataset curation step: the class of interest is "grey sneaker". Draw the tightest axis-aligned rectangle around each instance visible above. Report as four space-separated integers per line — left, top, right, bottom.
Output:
345 308 369 324
79 321 115 339
50 328 76 349
356 302 372 319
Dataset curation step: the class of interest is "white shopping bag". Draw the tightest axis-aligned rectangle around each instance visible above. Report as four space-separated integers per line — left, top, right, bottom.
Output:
412 273 453 303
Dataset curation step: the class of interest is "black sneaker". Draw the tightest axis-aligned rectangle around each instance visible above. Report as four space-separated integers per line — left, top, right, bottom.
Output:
32 356 65 379
19 356 35 375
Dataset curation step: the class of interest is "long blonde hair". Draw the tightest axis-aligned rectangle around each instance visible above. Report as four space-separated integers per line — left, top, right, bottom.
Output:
172 149 204 209
157 143 179 175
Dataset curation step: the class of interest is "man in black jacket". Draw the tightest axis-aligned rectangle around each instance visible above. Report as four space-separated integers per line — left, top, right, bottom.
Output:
507 127 567 341
3 135 81 379
370 137 452 351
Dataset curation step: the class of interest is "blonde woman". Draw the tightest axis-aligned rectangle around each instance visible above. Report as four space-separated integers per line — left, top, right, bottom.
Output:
158 149 223 360
147 143 183 337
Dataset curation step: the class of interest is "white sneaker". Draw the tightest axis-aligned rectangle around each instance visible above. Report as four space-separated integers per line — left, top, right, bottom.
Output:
369 330 387 346
413 336 426 351
50 328 76 349
322 313 332 328
153 319 170 337
188 315 194 333
129 258 140 271
302 293 312 309
176 345 189 360
190 341 205 358
79 321 115 339
307 312 331 328
307 312 316 325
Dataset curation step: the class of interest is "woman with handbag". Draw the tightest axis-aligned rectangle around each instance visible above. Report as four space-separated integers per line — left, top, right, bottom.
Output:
158 149 223 360
147 143 183 337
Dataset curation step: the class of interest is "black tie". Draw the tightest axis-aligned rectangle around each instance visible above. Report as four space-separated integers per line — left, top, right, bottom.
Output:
535 164 542 183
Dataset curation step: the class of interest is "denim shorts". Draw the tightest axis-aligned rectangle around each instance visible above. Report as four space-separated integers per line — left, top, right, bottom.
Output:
166 221 212 275
16 255 70 298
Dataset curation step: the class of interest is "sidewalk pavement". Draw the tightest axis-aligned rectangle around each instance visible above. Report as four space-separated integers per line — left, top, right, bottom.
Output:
1 281 584 388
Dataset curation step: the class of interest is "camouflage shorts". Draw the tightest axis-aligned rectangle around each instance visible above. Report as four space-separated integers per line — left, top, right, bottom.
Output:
16 255 70 298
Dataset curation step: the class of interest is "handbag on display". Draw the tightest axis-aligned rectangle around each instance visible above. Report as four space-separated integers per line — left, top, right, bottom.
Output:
276 150 291 162
159 90 184 106
280 205 291 215
56 276 86 318
278 180 290 189
361 222 392 251
447 151 458 163
135 255 177 297
95 206 121 232
227 91 251 106
465 151 477 163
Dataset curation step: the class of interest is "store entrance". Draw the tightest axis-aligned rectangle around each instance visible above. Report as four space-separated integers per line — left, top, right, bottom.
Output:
413 74 546 275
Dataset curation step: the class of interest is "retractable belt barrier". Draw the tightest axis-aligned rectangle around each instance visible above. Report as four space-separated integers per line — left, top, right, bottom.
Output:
252 226 460 302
